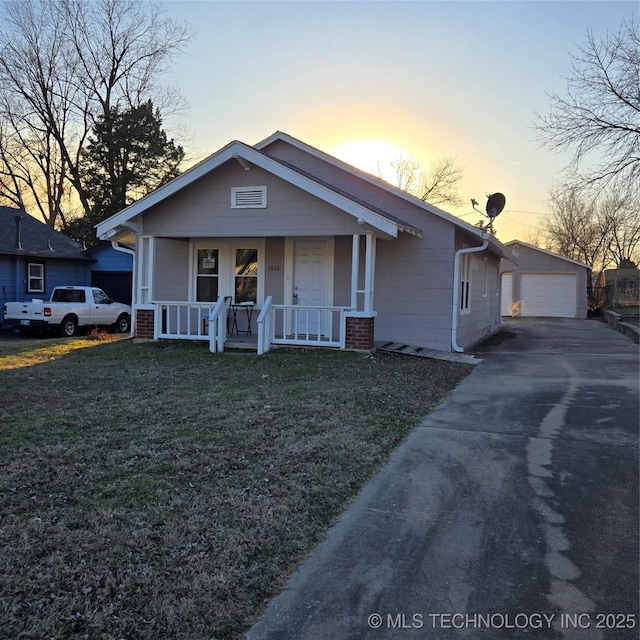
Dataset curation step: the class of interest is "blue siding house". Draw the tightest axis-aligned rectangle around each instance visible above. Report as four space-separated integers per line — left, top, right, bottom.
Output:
83 241 134 305
1 206 93 325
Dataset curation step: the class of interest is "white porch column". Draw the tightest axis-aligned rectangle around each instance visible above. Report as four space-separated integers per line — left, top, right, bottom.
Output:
345 233 377 350
137 236 155 305
351 234 360 310
364 232 376 314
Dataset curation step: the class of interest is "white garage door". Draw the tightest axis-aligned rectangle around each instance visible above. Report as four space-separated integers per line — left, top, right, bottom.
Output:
501 273 513 316
521 273 577 318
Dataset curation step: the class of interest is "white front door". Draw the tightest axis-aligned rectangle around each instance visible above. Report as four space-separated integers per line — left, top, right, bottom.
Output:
293 240 330 334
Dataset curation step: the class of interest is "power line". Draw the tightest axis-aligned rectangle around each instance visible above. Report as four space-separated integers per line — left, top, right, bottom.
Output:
507 209 551 216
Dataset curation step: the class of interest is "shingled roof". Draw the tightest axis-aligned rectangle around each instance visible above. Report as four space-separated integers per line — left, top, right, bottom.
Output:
0 206 91 260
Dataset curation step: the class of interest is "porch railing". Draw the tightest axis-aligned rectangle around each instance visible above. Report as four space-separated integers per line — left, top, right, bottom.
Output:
155 298 228 352
154 299 351 355
257 304 349 353
257 296 274 355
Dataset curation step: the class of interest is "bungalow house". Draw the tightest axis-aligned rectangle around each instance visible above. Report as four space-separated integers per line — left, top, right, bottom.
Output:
1 206 92 320
96 132 515 353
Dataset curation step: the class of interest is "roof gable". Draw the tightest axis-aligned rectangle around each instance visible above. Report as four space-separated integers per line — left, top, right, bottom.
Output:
256 131 491 239
96 140 421 240
505 240 591 270
0 206 89 260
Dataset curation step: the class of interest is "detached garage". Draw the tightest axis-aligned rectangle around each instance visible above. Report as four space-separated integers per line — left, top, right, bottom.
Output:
500 241 590 319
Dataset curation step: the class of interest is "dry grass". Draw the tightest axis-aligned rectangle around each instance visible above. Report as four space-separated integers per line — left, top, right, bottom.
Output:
610 305 640 327
0 337 471 639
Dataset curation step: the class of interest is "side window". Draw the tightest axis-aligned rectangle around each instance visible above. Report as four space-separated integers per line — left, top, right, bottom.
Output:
93 289 110 304
460 254 471 314
27 263 45 293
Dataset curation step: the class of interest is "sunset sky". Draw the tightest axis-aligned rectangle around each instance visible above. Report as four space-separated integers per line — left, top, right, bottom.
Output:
161 0 636 241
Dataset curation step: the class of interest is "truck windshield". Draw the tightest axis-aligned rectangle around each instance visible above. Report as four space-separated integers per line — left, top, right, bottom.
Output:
52 289 85 303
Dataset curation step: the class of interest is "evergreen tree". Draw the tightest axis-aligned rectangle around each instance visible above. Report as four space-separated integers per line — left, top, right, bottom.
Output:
69 101 184 245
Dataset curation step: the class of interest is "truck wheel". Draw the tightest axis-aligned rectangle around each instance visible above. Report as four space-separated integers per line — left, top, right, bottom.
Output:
115 313 130 333
60 315 78 337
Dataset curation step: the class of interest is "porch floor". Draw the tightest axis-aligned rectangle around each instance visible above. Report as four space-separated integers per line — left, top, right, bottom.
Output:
375 341 482 365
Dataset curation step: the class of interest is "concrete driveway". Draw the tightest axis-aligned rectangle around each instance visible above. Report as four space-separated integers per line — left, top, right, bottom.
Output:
246 319 639 640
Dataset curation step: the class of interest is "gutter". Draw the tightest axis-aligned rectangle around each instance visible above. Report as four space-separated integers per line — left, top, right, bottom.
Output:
110 241 135 257
451 234 490 353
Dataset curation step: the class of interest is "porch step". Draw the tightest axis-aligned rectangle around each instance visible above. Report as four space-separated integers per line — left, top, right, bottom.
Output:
376 341 482 365
224 336 258 351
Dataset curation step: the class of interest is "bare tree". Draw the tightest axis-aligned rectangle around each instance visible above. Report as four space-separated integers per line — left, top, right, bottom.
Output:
0 0 192 227
380 155 464 207
536 17 640 193
543 184 640 306
543 187 610 299
599 188 640 268
0 1 77 225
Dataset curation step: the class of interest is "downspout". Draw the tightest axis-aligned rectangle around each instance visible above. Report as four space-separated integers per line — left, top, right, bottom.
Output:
451 233 489 353
111 241 136 334
111 241 135 258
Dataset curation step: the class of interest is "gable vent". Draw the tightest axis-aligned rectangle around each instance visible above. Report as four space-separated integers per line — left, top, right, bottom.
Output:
231 186 267 208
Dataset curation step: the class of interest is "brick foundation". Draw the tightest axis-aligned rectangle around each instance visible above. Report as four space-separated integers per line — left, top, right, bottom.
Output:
135 309 155 339
345 315 375 351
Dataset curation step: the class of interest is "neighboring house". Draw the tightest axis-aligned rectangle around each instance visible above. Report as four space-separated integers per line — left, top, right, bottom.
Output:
1 206 92 320
96 131 515 353
83 241 134 305
500 240 589 319
603 268 640 307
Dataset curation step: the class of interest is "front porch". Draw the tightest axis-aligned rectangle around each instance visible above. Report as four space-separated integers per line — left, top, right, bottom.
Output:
135 298 375 353
132 233 379 353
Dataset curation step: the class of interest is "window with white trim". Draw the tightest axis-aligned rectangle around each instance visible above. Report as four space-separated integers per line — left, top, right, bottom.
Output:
460 254 471 314
235 248 258 303
196 249 219 301
231 186 267 208
192 241 264 304
27 263 45 293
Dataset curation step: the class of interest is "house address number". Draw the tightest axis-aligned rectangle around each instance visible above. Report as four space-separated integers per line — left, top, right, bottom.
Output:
267 265 281 271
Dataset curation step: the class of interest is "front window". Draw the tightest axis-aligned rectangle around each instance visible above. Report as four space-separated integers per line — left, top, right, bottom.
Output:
196 249 219 301
235 248 258 303
192 242 263 304
27 263 44 293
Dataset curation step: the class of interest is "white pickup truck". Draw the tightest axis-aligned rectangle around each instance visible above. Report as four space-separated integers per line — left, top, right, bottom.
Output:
3 286 131 337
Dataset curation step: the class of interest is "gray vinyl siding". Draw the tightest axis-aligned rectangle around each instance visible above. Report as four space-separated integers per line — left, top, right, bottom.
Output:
152 237 288 306
456 252 502 348
263 139 464 351
374 233 458 350
264 238 285 304
141 162 364 238
154 238 189 301
262 139 518 351
333 235 354 307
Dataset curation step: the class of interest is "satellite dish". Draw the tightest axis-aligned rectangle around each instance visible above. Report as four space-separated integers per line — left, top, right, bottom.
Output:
486 193 506 219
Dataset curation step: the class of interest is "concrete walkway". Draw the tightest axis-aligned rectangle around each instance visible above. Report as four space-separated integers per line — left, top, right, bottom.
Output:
246 319 639 639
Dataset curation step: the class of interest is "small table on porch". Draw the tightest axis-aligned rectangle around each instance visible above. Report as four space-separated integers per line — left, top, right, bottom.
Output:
229 302 255 335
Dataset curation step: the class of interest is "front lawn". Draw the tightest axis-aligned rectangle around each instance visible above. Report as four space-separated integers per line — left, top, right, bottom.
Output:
0 338 471 639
